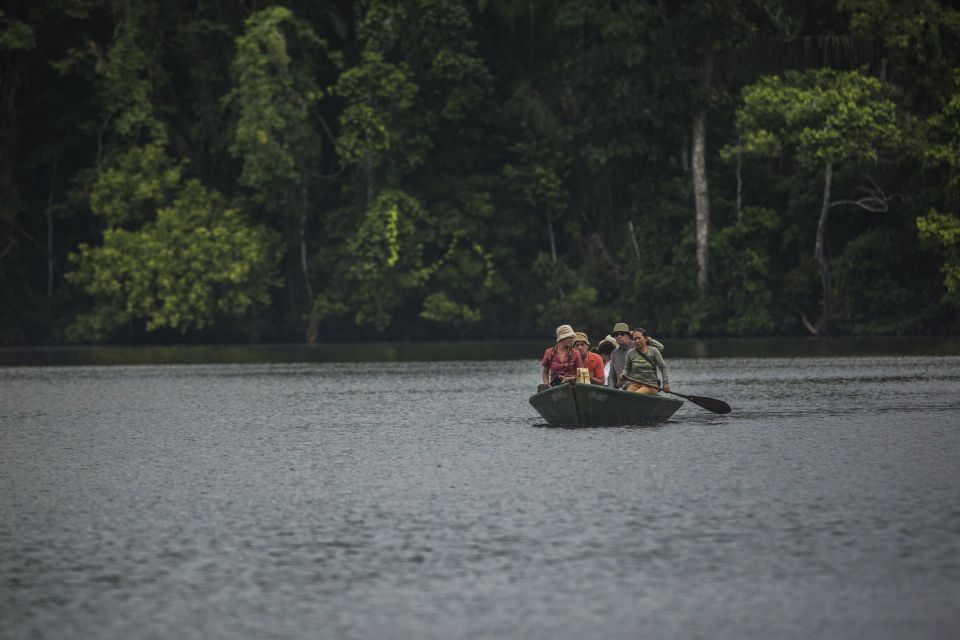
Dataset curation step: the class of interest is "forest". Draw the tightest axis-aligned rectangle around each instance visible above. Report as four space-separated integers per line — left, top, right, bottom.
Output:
2 0 959 345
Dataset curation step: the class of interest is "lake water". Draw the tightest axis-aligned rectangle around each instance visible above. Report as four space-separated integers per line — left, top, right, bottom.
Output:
2 346 960 639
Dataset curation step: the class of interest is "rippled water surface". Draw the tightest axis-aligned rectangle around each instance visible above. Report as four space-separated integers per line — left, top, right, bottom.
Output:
2 356 959 639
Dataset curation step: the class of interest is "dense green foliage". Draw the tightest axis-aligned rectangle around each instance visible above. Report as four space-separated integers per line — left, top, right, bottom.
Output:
2 0 960 344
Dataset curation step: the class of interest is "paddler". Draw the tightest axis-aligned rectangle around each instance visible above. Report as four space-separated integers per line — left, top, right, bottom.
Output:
607 322 665 387
621 328 671 395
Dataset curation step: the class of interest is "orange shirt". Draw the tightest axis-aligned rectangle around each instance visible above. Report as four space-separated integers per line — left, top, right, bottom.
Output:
585 351 605 384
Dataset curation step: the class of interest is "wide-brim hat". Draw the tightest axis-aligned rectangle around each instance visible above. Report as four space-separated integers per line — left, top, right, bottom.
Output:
555 324 577 342
612 322 630 334
574 331 589 345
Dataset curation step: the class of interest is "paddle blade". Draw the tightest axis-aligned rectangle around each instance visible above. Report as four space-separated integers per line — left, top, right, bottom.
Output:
685 394 731 414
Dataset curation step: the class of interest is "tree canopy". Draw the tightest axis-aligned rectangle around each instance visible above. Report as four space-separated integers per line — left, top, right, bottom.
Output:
2 0 959 344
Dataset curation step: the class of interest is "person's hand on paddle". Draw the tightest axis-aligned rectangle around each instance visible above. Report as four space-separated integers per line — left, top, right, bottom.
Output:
663 384 671 392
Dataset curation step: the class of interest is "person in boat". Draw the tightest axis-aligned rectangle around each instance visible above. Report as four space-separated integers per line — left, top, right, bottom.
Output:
607 322 634 388
573 332 606 385
607 322 666 388
596 337 617 386
621 328 671 395
540 324 583 389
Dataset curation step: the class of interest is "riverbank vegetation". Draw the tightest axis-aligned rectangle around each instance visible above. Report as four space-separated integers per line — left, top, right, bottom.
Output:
2 0 959 344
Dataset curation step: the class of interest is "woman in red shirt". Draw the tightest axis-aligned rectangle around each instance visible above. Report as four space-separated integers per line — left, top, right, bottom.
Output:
541 324 583 387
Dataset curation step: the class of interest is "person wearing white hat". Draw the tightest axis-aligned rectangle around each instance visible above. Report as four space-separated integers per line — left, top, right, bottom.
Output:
540 324 583 388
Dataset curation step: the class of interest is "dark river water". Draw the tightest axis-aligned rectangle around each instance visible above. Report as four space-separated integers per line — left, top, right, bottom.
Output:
2 348 960 639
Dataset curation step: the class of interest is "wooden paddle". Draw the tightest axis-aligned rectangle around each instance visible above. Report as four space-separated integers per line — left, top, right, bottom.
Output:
622 376 732 414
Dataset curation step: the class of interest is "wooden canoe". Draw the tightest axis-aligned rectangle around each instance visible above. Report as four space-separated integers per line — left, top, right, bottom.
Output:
529 382 683 426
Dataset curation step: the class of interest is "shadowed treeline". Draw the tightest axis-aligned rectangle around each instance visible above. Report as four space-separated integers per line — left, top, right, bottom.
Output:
4 337 960 366
2 1 959 345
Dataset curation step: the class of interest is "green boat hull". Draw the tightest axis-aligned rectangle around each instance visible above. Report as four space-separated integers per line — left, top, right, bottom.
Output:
529 382 683 426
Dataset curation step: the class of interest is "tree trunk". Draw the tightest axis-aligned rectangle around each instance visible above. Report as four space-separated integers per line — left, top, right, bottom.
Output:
300 175 319 343
735 136 742 221
814 161 833 335
627 220 641 262
47 157 58 300
680 134 689 173
1 47 22 230
692 44 713 291
546 211 557 263
692 110 710 290
283 185 304 336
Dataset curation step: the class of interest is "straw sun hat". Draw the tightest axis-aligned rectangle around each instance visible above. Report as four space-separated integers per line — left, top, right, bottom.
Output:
555 324 577 342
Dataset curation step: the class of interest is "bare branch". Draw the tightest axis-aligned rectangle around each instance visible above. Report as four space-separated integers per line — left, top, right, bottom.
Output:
783 302 819 335
12 220 45 250
830 175 898 212
310 112 344 180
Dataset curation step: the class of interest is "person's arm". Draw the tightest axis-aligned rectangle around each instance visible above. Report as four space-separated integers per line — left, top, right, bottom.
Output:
542 366 550 385
649 337 664 352
620 351 634 388
541 349 552 384
609 349 622 387
589 355 605 385
655 349 670 392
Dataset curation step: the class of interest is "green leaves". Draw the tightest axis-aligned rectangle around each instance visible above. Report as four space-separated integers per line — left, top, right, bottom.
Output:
420 292 481 325
67 147 280 341
98 1 166 144
318 191 422 329
917 210 960 308
309 0 497 334
841 0 960 109
924 73 960 202
228 6 325 208
711 207 780 335
334 0 491 178
503 138 569 215
833 226 942 333
11 0 960 343
89 145 183 228
0 10 35 51
734 69 901 167
334 51 423 172
311 189 495 332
